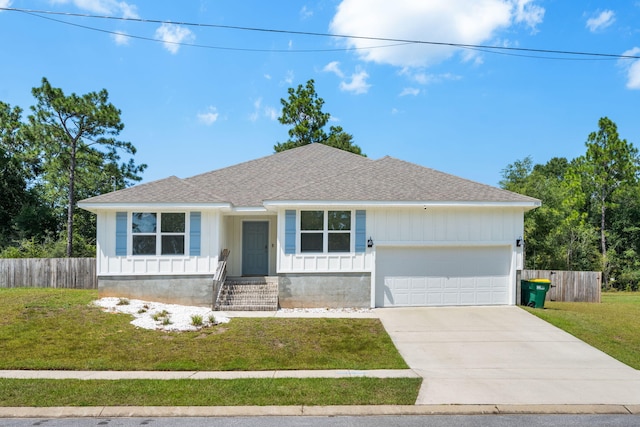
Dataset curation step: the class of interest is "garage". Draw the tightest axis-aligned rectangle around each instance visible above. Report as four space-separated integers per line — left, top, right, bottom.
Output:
375 246 512 307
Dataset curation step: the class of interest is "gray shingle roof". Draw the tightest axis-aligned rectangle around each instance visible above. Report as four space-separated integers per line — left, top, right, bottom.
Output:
79 144 538 207
267 155 539 203
79 176 227 204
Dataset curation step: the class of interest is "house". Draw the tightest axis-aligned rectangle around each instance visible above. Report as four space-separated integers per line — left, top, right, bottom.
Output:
78 143 540 309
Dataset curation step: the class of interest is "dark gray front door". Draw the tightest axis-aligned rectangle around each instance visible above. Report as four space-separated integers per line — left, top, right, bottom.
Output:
242 221 269 276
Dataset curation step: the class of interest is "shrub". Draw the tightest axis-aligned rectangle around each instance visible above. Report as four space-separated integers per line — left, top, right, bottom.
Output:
191 315 203 327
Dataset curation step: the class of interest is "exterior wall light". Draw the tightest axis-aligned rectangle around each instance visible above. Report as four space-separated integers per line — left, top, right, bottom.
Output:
367 237 374 248
516 237 523 247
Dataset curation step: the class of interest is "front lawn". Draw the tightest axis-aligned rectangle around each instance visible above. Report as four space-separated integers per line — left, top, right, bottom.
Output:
524 292 640 369
0 377 421 407
0 288 407 371
0 288 420 407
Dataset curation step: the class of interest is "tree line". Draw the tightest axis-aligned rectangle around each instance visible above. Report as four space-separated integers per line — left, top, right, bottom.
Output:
0 78 362 259
0 78 146 257
500 117 639 290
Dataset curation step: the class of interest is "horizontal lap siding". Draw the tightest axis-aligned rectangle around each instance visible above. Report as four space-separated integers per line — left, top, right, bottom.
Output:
0 258 97 289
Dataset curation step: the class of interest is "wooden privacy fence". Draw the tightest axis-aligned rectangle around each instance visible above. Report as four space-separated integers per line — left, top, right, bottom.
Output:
0 258 97 289
519 269 601 303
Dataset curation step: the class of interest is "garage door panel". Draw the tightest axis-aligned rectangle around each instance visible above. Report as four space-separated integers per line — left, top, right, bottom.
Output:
376 246 512 307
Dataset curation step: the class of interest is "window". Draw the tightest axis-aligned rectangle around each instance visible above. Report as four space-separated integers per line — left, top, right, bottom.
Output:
300 210 351 253
160 213 185 255
328 210 351 252
300 210 323 252
132 212 185 255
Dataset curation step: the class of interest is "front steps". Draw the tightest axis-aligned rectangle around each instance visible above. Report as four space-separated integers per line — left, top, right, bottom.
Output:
214 277 279 311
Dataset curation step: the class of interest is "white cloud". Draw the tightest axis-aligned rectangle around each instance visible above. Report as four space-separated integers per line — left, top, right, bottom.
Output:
339 70 371 94
50 0 139 18
329 0 544 68
300 5 313 19
154 23 194 54
197 107 219 125
323 61 345 78
512 0 544 31
0 0 13 10
620 47 640 90
282 70 295 85
111 30 129 45
265 106 278 121
408 71 462 85
325 62 370 94
586 10 615 32
250 98 278 122
399 87 420 96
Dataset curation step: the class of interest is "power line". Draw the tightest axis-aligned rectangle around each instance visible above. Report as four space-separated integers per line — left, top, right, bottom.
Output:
3 6 640 60
5 8 414 54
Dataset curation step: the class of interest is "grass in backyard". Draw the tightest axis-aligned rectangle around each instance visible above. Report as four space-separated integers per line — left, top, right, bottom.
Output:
0 288 407 371
0 377 422 407
524 291 640 369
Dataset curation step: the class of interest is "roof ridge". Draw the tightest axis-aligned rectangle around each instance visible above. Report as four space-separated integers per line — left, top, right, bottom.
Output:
263 148 375 200
185 143 366 182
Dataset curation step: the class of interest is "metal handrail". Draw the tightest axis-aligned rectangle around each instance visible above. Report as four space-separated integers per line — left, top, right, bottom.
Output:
213 249 230 309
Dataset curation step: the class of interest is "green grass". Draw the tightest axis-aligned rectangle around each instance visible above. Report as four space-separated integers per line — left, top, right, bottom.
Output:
524 292 640 369
0 288 419 406
0 378 422 407
0 288 407 371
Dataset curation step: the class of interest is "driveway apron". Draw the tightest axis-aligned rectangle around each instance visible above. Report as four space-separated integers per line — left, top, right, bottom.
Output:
376 306 640 405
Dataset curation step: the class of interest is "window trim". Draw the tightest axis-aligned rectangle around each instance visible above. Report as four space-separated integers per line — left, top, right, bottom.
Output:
298 210 354 254
129 212 188 257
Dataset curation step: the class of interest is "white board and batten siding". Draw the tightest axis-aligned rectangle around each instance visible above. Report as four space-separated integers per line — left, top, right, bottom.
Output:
95 210 223 276
368 206 524 307
276 207 372 274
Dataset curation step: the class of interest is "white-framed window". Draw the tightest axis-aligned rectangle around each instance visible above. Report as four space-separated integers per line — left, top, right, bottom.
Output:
131 212 185 256
300 210 352 253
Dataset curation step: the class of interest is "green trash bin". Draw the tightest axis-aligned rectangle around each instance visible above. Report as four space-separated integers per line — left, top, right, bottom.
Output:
521 279 551 308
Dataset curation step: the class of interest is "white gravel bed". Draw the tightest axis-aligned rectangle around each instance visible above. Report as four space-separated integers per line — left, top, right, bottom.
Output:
93 297 230 331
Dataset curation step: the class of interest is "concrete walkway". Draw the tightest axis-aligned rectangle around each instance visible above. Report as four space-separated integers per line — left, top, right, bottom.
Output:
0 369 417 380
377 306 640 406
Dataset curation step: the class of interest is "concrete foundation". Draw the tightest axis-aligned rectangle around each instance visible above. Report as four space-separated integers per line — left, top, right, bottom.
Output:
278 273 371 308
98 275 214 307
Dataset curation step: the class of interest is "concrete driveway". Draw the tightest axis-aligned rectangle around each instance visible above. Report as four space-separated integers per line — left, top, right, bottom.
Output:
376 306 640 405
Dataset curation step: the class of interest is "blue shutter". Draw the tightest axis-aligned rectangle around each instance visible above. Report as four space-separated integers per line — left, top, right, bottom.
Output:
115 212 127 256
189 212 201 256
355 210 366 253
285 210 296 254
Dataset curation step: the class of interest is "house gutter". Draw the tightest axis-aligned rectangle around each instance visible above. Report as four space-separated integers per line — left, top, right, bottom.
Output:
262 200 541 210
77 202 233 213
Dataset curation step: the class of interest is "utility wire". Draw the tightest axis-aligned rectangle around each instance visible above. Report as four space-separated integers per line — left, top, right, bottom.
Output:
2 6 640 60
5 8 414 53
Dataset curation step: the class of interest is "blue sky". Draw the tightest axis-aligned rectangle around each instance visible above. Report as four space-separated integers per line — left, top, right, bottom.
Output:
1 0 639 187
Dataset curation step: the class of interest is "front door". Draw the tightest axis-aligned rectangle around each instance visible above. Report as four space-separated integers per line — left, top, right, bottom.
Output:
242 221 269 276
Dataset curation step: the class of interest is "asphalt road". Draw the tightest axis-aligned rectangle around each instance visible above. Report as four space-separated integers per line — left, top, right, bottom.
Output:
2 416 640 427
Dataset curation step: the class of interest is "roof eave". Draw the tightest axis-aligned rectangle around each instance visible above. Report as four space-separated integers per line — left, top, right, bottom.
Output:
262 200 541 209
78 202 233 213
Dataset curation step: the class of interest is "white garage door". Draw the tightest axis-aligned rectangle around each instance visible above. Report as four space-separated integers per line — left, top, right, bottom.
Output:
375 246 512 307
